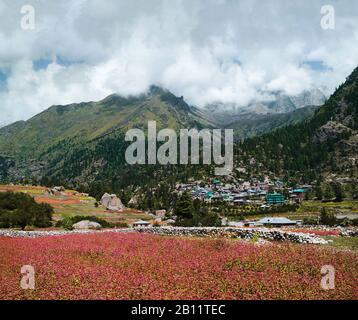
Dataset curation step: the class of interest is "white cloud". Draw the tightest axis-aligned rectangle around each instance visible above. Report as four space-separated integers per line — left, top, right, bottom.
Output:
265 66 312 96
0 0 358 126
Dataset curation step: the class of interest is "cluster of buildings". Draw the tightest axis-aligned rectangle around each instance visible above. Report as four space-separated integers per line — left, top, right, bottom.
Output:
175 178 311 206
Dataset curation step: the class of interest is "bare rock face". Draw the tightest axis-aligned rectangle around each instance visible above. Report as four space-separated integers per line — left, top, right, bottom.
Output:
312 121 352 143
72 220 102 230
100 193 125 211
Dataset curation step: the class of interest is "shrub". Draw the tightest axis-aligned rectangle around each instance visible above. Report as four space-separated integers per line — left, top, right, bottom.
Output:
113 222 130 228
303 217 319 225
0 192 53 229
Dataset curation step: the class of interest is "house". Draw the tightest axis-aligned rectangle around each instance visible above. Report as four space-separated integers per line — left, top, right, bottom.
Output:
291 189 306 202
260 204 270 209
211 195 223 202
266 193 285 205
228 221 245 227
133 220 151 228
254 217 298 227
234 199 246 206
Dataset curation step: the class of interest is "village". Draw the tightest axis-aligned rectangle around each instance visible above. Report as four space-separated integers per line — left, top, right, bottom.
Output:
175 177 309 206
1 177 357 231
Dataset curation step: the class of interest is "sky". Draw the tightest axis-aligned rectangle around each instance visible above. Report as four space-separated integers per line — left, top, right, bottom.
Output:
0 0 358 126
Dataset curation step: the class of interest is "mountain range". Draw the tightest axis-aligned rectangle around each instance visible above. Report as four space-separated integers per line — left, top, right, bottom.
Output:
204 88 326 122
0 68 356 190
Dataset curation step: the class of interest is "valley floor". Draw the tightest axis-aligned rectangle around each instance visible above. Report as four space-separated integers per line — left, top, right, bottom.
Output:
0 233 357 300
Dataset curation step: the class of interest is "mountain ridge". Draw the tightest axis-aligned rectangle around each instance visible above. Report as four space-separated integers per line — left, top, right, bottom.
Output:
0 85 215 159
203 88 326 125
0 69 356 187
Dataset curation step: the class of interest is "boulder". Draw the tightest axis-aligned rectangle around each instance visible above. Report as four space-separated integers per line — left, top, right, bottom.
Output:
72 220 102 230
100 193 125 211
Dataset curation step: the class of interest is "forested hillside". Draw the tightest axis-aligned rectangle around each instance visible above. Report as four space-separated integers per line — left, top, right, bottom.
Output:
237 67 358 183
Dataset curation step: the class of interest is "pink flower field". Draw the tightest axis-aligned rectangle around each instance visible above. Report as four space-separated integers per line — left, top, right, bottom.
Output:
0 233 357 300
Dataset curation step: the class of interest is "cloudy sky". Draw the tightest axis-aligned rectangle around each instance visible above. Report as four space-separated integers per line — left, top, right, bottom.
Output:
0 0 358 126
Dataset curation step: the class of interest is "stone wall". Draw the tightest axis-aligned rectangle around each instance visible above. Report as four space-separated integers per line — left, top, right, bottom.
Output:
135 227 329 244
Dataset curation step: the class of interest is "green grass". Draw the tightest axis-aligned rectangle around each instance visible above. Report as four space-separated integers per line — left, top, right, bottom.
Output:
53 201 151 224
246 212 315 220
228 200 358 221
299 200 358 214
322 236 358 251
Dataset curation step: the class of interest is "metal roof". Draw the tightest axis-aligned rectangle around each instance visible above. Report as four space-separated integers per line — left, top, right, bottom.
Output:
257 217 296 224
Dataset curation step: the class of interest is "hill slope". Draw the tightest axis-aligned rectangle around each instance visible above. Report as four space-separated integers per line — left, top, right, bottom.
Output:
0 86 214 159
0 86 218 187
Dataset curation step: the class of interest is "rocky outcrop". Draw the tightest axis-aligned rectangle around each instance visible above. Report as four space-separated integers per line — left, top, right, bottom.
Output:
100 193 125 211
312 121 352 143
45 186 66 196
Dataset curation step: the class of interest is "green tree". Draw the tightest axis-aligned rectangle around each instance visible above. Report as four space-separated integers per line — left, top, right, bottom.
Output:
319 208 336 226
0 192 53 229
174 192 194 220
323 185 334 200
332 183 345 202
315 185 323 200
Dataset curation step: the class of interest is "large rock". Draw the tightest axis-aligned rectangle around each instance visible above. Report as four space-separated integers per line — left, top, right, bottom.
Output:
72 220 102 230
100 193 125 211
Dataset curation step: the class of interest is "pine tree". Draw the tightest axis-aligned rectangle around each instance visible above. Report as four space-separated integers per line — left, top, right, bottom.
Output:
174 192 194 220
315 185 323 200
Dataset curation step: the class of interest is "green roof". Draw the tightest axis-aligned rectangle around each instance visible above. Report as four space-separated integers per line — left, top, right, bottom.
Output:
266 193 285 204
